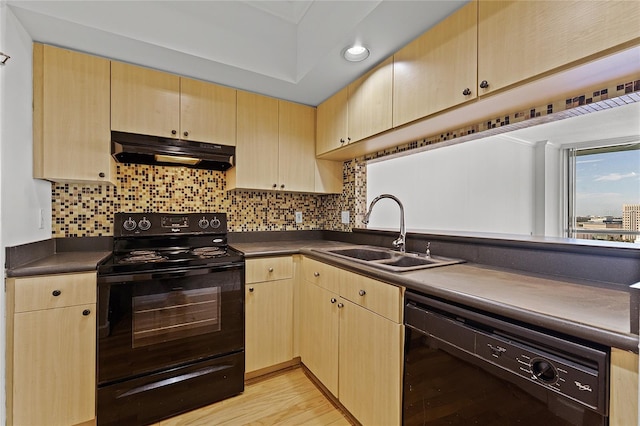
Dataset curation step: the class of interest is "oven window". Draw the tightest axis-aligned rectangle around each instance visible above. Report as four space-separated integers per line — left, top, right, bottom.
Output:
132 286 221 348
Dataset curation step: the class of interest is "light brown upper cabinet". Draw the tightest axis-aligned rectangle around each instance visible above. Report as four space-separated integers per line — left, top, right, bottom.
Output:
180 77 237 145
228 91 279 191
316 57 393 156
477 0 640 95
111 62 237 145
347 56 394 144
278 100 317 192
33 43 115 184
229 92 342 194
393 1 477 127
316 85 348 155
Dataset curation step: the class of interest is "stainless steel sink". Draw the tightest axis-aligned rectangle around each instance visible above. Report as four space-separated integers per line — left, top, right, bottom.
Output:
326 247 393 261
318 245 464 272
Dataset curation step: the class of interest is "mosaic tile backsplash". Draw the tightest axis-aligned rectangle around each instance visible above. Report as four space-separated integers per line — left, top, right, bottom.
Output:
52 165 350 237
52 77 639 238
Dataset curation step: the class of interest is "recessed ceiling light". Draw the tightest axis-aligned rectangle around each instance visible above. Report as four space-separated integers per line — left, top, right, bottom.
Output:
343 45 370 62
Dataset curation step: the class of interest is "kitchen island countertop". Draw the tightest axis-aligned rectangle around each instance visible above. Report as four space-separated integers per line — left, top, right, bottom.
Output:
233 240 638 352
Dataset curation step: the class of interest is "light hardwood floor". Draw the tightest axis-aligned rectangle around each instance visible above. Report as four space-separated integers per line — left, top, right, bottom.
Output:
157 367 353 426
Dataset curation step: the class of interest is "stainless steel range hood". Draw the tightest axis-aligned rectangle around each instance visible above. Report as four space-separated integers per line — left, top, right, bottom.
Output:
111 131 235 171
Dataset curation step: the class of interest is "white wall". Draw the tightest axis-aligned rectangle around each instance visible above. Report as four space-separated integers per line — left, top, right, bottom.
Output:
0 2 50 422
366 136 537 236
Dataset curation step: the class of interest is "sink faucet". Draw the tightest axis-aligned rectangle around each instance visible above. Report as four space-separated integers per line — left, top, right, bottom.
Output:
362 194 406 253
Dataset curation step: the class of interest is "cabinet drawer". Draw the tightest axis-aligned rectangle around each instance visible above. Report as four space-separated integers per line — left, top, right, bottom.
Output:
246 256 293 283
301 257 341 294
339 272 403 323
12 272 97 313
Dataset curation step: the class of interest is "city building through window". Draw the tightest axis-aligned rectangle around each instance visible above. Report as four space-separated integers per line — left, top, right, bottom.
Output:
568 143 640 243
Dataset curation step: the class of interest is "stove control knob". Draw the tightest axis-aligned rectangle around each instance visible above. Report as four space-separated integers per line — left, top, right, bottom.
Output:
123 217 137 231
198 217 210 229
210 217 221 229
138 217 151 231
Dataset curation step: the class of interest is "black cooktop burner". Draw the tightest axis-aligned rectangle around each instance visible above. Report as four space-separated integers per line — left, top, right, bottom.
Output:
120 250 168 263
192 247 227 258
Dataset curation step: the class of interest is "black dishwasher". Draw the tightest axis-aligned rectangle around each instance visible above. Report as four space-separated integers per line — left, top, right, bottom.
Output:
403 291 609 426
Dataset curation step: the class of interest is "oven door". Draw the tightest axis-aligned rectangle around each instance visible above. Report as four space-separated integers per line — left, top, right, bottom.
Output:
97 263 244 386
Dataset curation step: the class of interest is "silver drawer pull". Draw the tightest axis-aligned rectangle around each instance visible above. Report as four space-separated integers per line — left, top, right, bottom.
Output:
314 272 320 277
268 268 274 272
359 290 366 296
52 290 61 297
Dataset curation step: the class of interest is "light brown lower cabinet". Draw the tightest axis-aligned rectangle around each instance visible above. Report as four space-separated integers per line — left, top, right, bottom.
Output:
609 347 639 426
299 257 404 426
245 256 294 374
5 272 97 426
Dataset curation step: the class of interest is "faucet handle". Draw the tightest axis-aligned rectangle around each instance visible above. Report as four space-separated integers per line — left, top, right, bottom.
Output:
425 242 431 258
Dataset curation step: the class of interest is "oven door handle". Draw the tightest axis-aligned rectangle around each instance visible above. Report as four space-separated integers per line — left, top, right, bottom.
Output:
98 262 244 284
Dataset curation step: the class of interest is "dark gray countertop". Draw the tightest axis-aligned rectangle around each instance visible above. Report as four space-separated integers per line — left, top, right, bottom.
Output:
6 251 111 277
232 240 639 352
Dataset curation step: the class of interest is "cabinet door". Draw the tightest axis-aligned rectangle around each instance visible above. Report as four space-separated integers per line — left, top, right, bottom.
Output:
393 1 477 127
278 100 316 192
180 77 237 145
33 44 114 183
245 279 294 373
478 0 640 95
111 61 180 138
610 348 639 426
12 305 96 426
230 91 279 190
347 56 393 143
299 281 339 396
339 299 403 426
316 86 348 155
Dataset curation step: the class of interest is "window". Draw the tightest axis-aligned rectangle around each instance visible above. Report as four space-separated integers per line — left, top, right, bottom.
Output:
568 143 640 243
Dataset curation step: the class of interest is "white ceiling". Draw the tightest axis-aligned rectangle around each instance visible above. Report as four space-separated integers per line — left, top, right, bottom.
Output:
7 0 468 106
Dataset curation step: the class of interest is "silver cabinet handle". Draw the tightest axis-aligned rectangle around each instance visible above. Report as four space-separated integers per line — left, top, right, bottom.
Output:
268 267 274 272
330 298 337 304
359 290 366 296
249 287 254 292
314 272 320 277
337 303 344 308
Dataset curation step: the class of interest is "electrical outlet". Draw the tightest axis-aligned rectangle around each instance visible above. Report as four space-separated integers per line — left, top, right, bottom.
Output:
341 210 350 224
295 212 303 223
